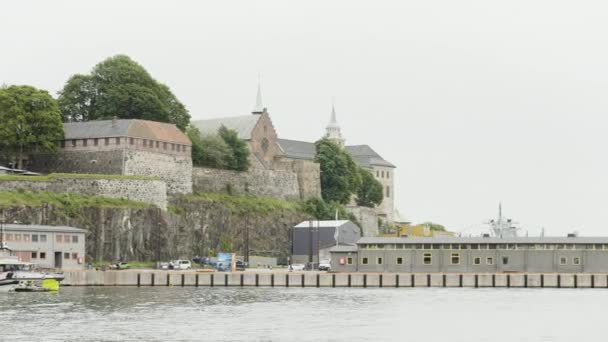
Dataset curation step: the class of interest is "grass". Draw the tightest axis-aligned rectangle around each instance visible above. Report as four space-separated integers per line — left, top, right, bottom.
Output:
179 191 302 215
0 191 152 209
0 173 159 182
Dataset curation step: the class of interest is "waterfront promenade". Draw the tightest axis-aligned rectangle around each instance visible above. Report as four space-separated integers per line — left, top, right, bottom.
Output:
62 270 608 288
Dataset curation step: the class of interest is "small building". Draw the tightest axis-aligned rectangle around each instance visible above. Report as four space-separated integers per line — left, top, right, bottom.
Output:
330 236 608 273
1 224 87 270
292 220 361 264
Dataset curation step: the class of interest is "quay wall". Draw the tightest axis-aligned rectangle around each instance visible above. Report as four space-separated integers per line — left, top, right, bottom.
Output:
62 270 608 288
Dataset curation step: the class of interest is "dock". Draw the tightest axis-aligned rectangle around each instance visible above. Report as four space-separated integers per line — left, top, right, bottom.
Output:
61 270 608 288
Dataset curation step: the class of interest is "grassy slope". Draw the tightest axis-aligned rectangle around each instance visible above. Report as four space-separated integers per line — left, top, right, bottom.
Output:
0 191 151 209
0 173 159 181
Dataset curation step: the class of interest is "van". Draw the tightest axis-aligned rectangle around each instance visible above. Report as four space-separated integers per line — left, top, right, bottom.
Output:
170 260 192 270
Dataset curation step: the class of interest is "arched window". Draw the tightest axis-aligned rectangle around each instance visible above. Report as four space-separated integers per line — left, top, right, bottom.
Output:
386 186 390 198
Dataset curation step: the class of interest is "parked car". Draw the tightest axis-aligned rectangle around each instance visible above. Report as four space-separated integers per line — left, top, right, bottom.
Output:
110 262 130 270
318 260 331 271
235 260 249 271
289 263 305 271
169 260 192 270
158 262 169 270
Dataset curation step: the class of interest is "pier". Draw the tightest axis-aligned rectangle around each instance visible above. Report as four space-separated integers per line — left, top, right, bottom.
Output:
61 270 608 288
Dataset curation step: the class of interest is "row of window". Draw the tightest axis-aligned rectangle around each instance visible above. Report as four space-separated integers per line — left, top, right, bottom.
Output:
30 252 79 260
60 138 188 153
1 233 79 244
362 243 608 251
376 170 390 179
357 254 583 266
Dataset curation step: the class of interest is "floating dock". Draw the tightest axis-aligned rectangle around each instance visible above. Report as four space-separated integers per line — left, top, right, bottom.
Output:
61 270 608 288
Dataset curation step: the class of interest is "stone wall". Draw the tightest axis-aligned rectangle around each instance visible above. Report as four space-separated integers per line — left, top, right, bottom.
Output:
27 150 125 176
346 205 379 237
123 150 192 194
274 158 321 199
0 176 167 209
192 167 300 200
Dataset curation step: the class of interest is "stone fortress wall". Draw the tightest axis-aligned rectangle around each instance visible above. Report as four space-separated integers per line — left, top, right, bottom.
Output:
0 175 167 209
123 150 192 194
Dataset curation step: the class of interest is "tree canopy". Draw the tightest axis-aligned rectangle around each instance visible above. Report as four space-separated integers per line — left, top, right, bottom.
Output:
355 168 384 207
0 85 64 169
315 138 362 204
187 125 250 171
58 55 190 130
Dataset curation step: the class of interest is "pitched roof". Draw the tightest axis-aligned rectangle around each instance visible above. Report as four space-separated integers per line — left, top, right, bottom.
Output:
276 139 395 168
4 224 87 234
63 119 191 145
345 145 395 168
294 220 351 228
191 115 260 140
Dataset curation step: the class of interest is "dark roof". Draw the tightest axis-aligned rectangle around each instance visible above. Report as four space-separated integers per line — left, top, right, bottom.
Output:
357 236 608 244
276 139 395 168
4 224 87 234
64 119 191 145
329 245 359 253
191 115 260 140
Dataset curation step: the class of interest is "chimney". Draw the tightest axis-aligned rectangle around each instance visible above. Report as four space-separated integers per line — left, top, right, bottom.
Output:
112 116 117 127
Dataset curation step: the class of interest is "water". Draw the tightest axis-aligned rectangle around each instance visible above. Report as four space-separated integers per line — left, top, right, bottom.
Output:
1 286 605 341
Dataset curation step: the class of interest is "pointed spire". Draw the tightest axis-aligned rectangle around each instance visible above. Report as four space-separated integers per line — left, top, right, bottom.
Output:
325 99 345 147
252 74 265 114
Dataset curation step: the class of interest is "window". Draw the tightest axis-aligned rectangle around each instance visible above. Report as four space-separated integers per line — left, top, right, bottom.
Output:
83 139 88 147
143 139 147 147
105 138 110 146
502 257 509 265
376 171 379 177
32 234 38 242
129 137 134 145
64 235 71 242
486 257 494 265
451 253 460 265
171 143 175 151
381 171 384 178
71 139 77 147
163 142 167 150
39 252 46 259
474 257 481 265
387 172 390 179
156 141 160 148
362 257 369 265
6 234 13 241
386 186 390 198
72 235 78 243
423 253 432 265
377 257 383 265
396 257 403 265
560 257 567 265
56 235 62 243
40 235 47 242
15 234 21 242
471 244 479 250
116 137 120 145
31 252 37 259
72 253 78 260
573 257 581 265
60 141 66 148
347 257 353 265
64 252 70 260
23 234 30 242
177 144 181 152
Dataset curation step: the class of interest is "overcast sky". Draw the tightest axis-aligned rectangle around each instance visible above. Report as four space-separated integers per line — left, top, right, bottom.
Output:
2 0 608 236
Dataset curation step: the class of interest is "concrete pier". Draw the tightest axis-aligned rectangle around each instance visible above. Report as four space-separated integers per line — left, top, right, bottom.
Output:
61 271 608 289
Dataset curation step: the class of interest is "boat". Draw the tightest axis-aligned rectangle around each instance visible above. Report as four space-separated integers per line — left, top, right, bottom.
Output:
0 257 64 293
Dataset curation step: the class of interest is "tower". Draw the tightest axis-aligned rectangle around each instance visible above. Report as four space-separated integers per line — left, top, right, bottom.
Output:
325 103 345 147
252 81 266 115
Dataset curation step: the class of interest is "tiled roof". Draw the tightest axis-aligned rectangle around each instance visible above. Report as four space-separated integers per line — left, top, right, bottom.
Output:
191 115 260 140
63 119 190 145
276 139 395 168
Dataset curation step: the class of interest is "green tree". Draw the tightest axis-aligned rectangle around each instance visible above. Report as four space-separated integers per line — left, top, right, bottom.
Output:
355 168 383 207
0 85 64 169
314 138 361 204
187 126 234 169
219 125 250 171
58 55 190 130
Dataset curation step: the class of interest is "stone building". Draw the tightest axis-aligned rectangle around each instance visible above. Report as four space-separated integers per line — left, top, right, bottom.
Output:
277 105 396 222
27 118 192 194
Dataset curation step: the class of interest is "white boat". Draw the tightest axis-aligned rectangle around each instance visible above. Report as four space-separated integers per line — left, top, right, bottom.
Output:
0 257 64 293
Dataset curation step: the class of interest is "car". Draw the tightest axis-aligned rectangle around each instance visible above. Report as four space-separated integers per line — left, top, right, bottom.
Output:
235 260 249 271
110 262 130 270
170 260 192 270
318 260 331 271
158 262 169 270
289 263 305 271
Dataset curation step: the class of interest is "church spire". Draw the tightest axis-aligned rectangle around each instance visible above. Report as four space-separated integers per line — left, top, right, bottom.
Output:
252 76 265 115
325 100 345 147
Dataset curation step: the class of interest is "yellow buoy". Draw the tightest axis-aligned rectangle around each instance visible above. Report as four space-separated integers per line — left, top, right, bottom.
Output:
42 279 60 292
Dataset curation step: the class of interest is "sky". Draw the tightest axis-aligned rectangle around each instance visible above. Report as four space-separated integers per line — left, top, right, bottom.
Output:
2 0 608 236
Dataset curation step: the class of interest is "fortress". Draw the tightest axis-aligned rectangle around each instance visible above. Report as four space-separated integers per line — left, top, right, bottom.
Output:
6 85 397 227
